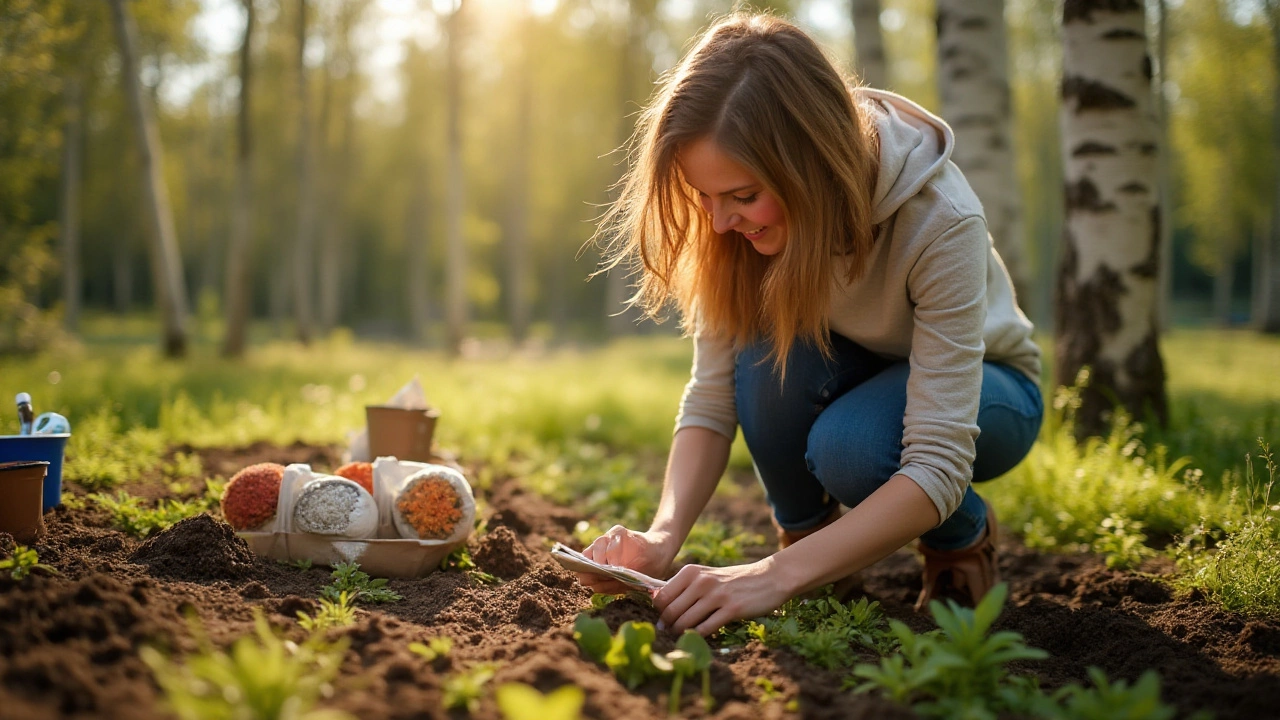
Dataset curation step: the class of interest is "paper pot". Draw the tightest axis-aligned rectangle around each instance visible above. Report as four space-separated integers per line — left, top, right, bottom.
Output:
0 461 48 543
365 405 440 462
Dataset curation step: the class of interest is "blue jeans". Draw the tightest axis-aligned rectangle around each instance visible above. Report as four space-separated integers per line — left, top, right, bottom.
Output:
735 332 1043 551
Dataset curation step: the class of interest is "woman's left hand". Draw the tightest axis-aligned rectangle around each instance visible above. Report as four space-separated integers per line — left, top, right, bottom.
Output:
652 558 792 636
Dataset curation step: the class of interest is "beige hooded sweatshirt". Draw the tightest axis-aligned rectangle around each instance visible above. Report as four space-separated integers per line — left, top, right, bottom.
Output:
674 88 1042 523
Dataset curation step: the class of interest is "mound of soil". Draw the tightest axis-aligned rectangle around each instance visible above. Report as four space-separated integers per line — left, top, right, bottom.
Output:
130 514 256 581
2 443 1278 720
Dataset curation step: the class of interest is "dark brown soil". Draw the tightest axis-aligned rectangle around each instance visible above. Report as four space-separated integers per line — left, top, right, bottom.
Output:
1 444 1277 719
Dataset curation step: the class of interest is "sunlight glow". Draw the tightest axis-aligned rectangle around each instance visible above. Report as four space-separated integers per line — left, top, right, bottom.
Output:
530 0 558 17
431 0 462 14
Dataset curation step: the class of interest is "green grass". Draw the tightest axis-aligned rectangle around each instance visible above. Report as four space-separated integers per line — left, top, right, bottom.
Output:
4 327 1278 613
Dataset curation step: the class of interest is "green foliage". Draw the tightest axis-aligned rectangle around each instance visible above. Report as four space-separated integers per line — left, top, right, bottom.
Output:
320 562 402 605
141 609 351 720
442 663 500 714
985 383 1216 566
1180 442 1280 615
721 593 893 670
573 614 612 664
664 631 714 714
408 636 454 662
90 490 216 538
0 545 58 580
677 520 766 567
296 592 357 633
66 409 167 491
496 683 584 720
605 621 662 691
440 546 500 585
852 584 1176 720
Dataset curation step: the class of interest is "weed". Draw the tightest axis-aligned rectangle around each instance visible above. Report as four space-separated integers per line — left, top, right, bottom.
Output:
0 546 58 580
442 663 500 713
90 490 216 538
408 636 453 662
590 593 619 610
320 562 402 605
440 546 500 585
496 683 584 720
297 591 357 632
142 609 351 720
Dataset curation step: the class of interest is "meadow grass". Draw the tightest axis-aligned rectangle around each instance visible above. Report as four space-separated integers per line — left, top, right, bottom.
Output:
4 326 1277 611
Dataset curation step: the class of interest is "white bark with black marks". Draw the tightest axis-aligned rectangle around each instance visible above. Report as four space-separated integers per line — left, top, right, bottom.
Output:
852 0 888 89
1056 0 1168 435
108 0 190 357
936 0 1028 305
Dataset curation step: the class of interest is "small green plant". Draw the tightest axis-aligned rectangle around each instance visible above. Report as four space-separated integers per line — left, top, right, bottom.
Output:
590 592 619 610
296 591 357 632
720 593 893 669
142 609 351 720
440 546 500 585
652 631 713 714
320 561 402 605
442 663 500 713
678 520 766 567
495 683 584 720
572 615 668 690
1054 668 1176 720
291 558 315 571
90 490 216 538
573 614 612 663
754 677 783 703
408 636 454 661
1 545 58 580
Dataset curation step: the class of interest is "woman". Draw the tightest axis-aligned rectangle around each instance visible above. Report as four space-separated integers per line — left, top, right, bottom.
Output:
579 13 1043 637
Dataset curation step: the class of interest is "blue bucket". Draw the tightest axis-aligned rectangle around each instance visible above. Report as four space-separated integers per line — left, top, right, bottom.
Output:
0 434 71 512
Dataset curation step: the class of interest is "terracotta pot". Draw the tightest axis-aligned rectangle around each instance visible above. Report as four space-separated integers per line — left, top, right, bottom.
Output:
365 406 440 462
0 460 48 543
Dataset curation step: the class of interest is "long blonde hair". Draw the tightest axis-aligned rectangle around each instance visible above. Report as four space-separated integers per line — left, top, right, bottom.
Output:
596 13 879 370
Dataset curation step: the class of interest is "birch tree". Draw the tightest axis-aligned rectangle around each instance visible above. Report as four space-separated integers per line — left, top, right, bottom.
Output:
223 0 255 358
852 0 888 89
505 0 533 344
1056 0 1167 437
936 0 1028 304
292 0 317 344
107 0 190 357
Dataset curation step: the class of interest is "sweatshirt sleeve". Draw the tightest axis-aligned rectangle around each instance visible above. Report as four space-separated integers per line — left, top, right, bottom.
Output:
674 331 738 440
898 215 987 524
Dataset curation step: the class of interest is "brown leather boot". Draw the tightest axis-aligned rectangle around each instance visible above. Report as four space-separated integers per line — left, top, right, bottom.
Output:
914 502 999 613
774 506 862 600
774 505 842 549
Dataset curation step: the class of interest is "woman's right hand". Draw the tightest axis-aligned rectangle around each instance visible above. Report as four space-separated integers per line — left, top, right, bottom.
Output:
577 525 678 595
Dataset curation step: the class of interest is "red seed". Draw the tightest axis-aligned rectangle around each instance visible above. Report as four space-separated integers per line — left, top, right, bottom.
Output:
334 461 374 495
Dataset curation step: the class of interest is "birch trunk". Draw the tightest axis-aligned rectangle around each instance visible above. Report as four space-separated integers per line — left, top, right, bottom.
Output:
936 0 1028 305
1056 0 1168 437
108 0 189 357
59 75 84 332
292 0 317 344
319 4 360 334
506 0 532 344
444 1 469 354
851 0 888 89
223 0 255 358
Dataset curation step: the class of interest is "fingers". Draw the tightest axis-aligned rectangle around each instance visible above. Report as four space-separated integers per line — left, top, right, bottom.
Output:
652 563 695 613
576 572 629 595
693 606 737 637
583 525 630 566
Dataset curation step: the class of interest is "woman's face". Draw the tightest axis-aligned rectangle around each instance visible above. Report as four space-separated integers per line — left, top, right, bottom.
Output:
678 137 788 256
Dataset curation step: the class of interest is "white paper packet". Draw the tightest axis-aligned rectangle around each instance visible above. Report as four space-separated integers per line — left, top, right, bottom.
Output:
550 542 667 592
346 377 431 462
371 456 475 543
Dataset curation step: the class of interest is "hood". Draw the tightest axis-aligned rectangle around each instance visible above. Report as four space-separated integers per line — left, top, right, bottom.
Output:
858 88 956 226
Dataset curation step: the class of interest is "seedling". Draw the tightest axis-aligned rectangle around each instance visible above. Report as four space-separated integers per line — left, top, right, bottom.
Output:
1055 667 1175 720
297 591 357 632
440 546 500 585
604 621 662 690
442 662 500 713
720 593 893 669
573 614 612 663
0 545 57 580
320 561 402 605
654 631 714 714
142 609 351 720
755 677 783 703
495 683 584 720
408 636 454 662
90 490 216 538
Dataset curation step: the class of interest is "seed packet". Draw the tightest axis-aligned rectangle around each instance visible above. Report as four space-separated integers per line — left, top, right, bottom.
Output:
550 542 667 592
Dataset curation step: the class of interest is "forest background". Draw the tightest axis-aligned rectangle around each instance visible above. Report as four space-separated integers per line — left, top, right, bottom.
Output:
3 0 1278 356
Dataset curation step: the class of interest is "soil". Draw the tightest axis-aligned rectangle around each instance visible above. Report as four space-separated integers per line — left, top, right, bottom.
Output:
1 443 1277 720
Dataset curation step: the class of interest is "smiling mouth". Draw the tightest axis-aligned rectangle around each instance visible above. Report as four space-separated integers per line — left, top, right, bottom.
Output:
741 226 767 240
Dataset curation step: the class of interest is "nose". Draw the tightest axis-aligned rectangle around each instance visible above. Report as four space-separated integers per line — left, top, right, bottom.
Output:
706 199 739 235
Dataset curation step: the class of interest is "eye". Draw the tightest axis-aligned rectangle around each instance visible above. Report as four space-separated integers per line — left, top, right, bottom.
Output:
733 193 759 205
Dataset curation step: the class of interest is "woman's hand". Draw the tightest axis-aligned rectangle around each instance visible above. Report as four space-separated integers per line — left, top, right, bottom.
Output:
652 558 793 636
578 525 678 595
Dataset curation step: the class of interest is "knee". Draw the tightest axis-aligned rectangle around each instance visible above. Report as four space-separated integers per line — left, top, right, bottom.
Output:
805 414 901 507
